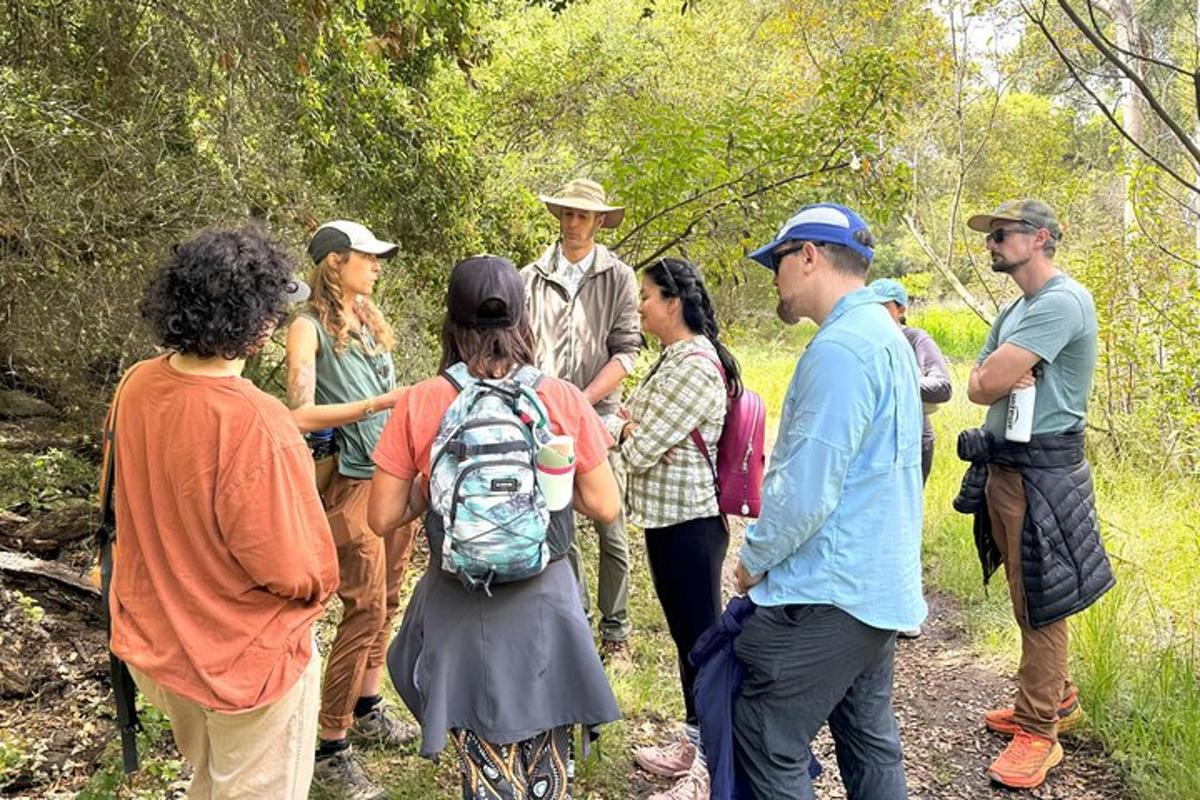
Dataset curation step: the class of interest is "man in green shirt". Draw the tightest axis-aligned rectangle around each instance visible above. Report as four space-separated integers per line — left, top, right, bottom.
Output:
966 199 1099 790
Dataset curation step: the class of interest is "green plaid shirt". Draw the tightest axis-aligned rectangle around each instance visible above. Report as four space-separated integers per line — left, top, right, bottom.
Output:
619 336 726 529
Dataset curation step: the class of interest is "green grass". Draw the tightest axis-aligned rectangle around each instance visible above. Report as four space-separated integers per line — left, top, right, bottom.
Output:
905 303 990 362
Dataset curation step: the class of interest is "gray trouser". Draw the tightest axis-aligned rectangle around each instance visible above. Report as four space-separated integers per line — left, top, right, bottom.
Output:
566 450 631 642
733 604 907 800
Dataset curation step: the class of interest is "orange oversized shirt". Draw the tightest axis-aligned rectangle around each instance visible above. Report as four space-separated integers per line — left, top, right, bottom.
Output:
107 356 338 711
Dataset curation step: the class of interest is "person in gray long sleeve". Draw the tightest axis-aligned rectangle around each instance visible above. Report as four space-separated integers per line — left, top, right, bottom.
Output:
870 279 952 484
521 178 641 665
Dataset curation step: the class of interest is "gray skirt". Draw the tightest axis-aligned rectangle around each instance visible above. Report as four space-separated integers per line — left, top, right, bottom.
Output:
388 558 621 758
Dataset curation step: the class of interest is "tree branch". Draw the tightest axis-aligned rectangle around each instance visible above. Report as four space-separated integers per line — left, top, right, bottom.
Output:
1057 0 1200 166
1022 2 1200 194
902 214 995 325
628 160 852 269
1085 0 1191 76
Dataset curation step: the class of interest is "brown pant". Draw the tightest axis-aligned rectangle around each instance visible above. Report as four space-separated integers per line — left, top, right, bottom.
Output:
986 465 1076 740
319 471 416 731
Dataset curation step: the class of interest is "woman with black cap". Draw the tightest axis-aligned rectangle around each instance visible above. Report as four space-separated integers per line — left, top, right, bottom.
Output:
368 255 621 800
285 220 417 799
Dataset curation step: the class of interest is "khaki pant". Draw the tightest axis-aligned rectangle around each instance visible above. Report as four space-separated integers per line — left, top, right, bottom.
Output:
130 647 321 799
986 465 1076 740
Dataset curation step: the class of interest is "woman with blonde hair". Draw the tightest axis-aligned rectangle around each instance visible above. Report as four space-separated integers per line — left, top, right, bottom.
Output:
286 220 415 799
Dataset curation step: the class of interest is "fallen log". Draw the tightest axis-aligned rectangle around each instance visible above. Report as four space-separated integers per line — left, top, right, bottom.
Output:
0 551 99 597
0 501 95 556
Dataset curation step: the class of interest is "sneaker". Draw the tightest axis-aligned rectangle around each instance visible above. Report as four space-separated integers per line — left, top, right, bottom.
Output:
600 639 633 672
648 760 710 800
349 701 419 749
634 738 697 778
985 688 1083 736
312 747 386 800
987 730 1064 789
897 627 922 639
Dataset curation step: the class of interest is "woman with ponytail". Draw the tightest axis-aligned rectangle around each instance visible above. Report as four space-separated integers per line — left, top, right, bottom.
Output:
619 257 741 800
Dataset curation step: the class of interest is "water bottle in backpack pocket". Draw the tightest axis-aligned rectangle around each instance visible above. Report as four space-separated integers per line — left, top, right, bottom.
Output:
429 363 555 593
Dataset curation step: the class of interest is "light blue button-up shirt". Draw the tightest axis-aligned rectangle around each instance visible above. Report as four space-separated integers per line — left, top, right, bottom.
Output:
739 287 927 631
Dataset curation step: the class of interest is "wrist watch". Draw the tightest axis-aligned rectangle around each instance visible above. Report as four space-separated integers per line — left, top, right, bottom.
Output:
362 397 377 418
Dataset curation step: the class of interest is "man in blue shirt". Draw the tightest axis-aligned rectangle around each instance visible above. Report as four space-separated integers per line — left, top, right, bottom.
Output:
733 204 925 799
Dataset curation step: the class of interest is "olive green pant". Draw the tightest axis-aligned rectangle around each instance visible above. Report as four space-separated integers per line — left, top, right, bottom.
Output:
566 450 631 642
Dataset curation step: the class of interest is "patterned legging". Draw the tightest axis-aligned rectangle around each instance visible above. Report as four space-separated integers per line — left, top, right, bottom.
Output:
451 726 573 800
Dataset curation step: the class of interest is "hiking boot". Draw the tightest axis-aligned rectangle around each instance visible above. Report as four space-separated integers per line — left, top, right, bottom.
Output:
634 738 696 778
985 688 1082 736
348 700 419 749
987 730 1064 789
312 747 386 800
600 639 633 672
648 759 709 800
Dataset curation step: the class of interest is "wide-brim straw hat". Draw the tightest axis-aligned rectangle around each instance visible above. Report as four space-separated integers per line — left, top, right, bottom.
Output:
539 178 625 229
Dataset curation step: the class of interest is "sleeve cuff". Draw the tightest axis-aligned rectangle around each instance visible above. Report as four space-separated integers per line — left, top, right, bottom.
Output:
613 353 636 374
738 540 771 578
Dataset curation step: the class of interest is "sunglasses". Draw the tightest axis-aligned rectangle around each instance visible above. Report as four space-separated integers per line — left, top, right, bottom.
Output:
770 241 824 271
986 223 1037 244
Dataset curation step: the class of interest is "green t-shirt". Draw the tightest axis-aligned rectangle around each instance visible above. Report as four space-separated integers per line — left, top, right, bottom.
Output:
300 312 395 479
978 273 1097 438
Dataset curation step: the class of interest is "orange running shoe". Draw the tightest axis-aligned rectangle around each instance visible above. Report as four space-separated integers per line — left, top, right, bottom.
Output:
987 730 1064 789
985 688 1083 736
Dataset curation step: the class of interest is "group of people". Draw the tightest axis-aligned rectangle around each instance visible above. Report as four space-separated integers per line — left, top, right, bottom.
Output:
103 175 1110 800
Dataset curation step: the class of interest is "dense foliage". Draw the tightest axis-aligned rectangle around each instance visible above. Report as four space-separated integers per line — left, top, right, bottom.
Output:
1 0 1196 469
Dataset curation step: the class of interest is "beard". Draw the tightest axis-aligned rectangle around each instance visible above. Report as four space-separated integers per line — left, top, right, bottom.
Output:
991 254 1026 274
776 298 801 325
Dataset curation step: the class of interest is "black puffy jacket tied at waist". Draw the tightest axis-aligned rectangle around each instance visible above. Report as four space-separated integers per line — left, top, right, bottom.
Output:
953 427 1115 628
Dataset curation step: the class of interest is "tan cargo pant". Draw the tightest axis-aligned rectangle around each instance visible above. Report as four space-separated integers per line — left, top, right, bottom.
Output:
986 465 1077 740
319 471 416 731
129 647 321 799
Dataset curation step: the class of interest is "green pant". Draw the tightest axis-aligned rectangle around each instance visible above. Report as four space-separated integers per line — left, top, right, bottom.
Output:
567 450 631 642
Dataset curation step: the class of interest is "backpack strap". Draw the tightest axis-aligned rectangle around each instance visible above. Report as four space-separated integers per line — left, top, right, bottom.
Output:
682 350 725 487
97 360 149 774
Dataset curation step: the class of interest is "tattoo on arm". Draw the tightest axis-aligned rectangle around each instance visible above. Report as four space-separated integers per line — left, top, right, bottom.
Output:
288 358 316 410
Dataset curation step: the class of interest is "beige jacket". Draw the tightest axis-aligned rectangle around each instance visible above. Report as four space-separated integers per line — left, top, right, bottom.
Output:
521 242 641 418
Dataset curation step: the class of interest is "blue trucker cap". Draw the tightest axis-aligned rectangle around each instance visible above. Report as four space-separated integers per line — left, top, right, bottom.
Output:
748 203 874 269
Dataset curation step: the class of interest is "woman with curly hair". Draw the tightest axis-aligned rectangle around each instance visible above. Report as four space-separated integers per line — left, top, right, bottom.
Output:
285 220 415 799
107 228 337 798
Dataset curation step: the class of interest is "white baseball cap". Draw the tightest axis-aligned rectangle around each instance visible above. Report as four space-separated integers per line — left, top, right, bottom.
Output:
307 220 399 263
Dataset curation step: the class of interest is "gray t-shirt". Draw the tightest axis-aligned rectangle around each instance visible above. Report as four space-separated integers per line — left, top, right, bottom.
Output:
979 273 1097 437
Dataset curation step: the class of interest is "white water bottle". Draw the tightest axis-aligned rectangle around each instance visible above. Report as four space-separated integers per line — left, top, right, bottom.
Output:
1005 384 1036 443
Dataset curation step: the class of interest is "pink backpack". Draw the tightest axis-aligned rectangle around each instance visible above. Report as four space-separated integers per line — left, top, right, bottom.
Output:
687 353 766 518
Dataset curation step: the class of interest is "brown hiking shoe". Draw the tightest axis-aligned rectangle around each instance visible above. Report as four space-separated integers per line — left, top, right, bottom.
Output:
985 688 1083 736
987 730 1064 789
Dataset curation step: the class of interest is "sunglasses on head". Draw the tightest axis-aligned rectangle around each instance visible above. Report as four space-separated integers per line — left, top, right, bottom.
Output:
770 241 825 271
986 222 1038 244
